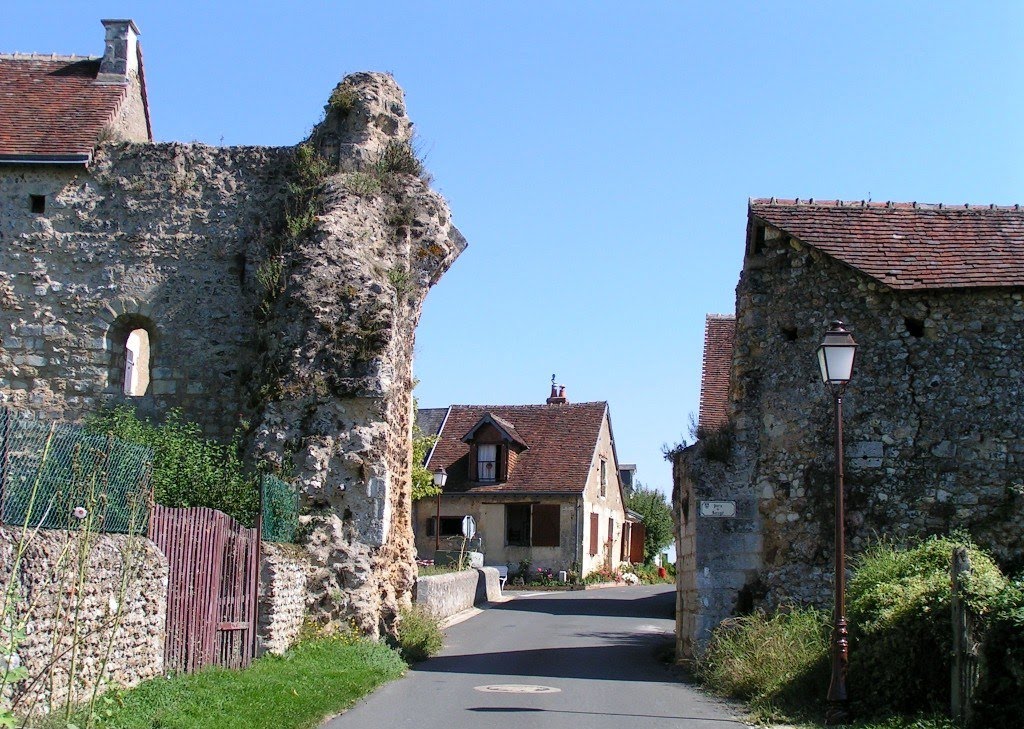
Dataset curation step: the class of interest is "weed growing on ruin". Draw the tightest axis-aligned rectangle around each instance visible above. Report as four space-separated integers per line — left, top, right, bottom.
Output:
387 266 411 297
374 139 423 178
281 143 330 242
327 85 358 117
292 143 331 191
255 257 285 319
343 172 382 197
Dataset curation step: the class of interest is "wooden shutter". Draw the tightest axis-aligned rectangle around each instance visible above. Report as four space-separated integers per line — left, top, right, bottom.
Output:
497 445 508 482
620 523 630 561
629 522 646 563
467 444 477 481
588 513 599 556
532 504 560 547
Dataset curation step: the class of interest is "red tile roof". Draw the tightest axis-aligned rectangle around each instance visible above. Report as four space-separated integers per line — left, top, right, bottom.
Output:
425 402 608 494
0 55 129 160
750 198 1024 290
698 315 735 432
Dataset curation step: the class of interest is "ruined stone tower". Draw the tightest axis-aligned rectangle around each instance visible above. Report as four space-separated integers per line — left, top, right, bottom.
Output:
0 20 465 635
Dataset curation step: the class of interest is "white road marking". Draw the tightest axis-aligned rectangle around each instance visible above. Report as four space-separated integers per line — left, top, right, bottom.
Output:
474 684 562 694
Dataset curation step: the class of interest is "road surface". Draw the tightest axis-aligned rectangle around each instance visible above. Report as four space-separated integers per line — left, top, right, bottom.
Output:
322 584 746 729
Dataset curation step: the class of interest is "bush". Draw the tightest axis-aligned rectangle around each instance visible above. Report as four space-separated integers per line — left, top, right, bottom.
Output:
697 607 829 720
86 405 259 526
847 535 1006 716
972 574 1024 729
395 605 443 663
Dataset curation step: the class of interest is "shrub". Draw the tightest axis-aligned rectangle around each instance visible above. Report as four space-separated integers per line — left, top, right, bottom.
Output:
972 574 1024 729
697 607 829 720
847 535 1007 716
395 605 443 663
86 405 259 525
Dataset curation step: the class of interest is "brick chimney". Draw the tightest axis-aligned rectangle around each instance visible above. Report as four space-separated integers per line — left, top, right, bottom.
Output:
546 375 568 405
97 19 140 84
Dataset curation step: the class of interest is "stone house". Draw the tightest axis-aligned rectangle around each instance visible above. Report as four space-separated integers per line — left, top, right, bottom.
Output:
0 19 465 636
416 383 643 576
673 198 1024 657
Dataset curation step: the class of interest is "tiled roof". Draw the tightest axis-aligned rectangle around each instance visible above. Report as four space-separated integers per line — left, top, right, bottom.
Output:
698 314 735 432
425 402 608 494
416 407 448 437
0 55 129 160
750 198 1024 290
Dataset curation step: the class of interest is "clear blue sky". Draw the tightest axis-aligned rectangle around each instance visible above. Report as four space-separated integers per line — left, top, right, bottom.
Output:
5 3 1022 503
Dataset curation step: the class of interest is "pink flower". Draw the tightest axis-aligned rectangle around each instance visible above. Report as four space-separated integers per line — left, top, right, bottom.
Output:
72 507 87 520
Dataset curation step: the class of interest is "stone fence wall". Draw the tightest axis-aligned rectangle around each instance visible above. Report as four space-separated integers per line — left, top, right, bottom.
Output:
0 526 167 717
257 542 309 656
414 567 501 622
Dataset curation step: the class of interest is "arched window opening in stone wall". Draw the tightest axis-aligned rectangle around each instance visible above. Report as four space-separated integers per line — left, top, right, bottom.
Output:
107 314 157 396
124 329 151 396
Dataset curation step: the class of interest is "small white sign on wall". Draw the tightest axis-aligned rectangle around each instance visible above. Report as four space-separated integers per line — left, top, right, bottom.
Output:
699 500 737 518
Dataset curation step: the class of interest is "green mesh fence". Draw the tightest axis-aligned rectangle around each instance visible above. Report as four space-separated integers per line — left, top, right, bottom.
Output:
261 474 299 543
0 408 154 535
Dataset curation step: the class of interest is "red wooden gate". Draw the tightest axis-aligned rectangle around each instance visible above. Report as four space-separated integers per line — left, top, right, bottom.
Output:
148 504 260 673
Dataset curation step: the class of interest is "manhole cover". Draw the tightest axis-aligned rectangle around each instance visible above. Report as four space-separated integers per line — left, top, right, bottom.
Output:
474 684 561 694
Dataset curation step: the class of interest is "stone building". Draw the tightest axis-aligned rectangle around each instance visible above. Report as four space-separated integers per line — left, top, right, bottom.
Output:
416 383 642 576
674 198 1024 657
0 20 465 636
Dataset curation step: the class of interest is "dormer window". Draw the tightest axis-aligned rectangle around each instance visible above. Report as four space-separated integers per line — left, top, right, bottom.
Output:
477 444 497 483
461 412 529 485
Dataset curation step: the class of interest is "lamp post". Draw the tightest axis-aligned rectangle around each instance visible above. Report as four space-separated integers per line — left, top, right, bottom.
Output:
816 320 858 726
433 467 447 553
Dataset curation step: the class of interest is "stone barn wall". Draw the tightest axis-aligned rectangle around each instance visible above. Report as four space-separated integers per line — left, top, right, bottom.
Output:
676 219 1024 656
0 71 466 636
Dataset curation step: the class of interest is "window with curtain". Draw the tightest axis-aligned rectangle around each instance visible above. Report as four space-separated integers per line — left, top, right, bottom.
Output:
477 443 497 482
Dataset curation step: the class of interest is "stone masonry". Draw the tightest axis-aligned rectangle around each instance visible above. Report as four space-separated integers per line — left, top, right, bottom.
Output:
0 65 466 636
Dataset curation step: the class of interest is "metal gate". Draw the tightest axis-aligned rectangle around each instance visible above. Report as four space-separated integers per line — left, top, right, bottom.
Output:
148 504 260 673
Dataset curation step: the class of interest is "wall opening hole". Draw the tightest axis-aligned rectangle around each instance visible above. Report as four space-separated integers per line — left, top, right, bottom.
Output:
30 195 45 214
123 328 151 396
904 317 925 338
780 326 798 342
749 224 766 255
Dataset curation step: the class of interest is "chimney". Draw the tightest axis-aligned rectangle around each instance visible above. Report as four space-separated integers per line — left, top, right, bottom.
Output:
546 375 568 405
97 19 140 83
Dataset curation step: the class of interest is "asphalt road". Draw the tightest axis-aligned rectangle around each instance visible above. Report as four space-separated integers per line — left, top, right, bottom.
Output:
321 584 746 729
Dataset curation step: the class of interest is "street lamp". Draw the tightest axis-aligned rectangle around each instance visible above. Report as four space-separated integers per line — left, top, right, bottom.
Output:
433 467 447 552
817 320 858 725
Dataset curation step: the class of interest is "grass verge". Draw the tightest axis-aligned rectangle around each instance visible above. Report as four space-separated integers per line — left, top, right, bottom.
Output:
62 638 405 729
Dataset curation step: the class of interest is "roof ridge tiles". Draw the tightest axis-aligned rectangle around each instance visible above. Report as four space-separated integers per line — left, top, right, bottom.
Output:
750 197 1024 211
0 53 100 62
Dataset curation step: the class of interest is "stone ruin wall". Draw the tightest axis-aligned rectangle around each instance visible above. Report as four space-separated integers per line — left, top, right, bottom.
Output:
676 225 1024 654
0 72 465 636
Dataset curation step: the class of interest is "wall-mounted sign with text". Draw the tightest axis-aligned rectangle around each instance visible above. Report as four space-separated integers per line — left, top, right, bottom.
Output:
698 500 737 518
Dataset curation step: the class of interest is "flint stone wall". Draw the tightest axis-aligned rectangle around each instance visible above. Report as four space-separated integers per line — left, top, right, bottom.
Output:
676 224 1024 656
0 71 466 637
257 542 308 656
0 526 166 715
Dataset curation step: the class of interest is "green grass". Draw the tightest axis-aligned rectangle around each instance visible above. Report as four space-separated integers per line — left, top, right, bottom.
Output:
68 638 405 729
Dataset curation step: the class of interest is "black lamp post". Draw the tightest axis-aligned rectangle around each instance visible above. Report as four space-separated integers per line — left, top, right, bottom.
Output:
816 320 858 725
433 467 447 553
